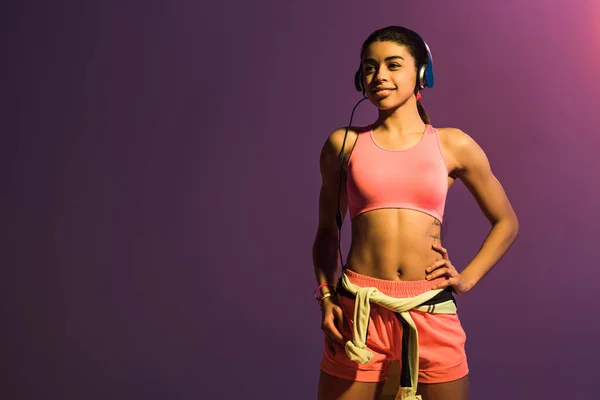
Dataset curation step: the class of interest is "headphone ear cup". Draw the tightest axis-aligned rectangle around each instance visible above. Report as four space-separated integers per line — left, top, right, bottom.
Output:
423 41 435 89
354 70 363 92
424 63 434 89
418 65 427 90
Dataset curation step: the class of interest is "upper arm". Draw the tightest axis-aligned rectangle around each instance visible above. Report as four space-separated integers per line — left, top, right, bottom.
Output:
450 129 518 225
317 128 351 235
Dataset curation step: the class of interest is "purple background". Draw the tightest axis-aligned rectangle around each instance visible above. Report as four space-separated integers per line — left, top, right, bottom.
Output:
4 0 600 399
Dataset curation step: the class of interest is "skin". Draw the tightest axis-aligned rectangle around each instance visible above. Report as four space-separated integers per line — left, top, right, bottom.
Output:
313 41 519 400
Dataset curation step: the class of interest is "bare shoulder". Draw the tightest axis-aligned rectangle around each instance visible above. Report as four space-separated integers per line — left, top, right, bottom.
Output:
436 127 489 173
320 126 361 173
437 127 477 151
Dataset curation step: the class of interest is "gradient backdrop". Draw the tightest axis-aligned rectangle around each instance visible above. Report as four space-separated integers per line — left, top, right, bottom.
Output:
4 0 600 399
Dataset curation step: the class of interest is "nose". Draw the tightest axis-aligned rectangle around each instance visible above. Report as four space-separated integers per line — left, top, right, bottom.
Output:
374 67 389 82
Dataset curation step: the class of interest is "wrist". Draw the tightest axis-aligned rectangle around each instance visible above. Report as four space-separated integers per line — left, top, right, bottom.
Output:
459 270 479 291
314 281 337 308
314 282 336 300
318 292 337 309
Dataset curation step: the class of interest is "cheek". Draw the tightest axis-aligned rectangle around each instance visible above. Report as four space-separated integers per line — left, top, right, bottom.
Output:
395 70 417 87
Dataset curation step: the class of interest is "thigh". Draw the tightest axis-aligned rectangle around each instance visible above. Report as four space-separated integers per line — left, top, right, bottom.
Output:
318 370 386 400
417 375 470 400
320 296 398 383
410 311 469 383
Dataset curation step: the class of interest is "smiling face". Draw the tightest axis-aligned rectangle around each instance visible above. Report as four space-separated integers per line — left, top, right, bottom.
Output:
360 41 419 110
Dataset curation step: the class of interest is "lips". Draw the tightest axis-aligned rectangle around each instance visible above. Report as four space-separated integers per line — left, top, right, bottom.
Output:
372 87 396 99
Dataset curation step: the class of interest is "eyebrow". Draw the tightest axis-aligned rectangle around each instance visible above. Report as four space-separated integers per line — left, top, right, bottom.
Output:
363 56 405 64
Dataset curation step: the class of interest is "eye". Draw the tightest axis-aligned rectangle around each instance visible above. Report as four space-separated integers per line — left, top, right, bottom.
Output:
363 65 376 73
388 63 401 69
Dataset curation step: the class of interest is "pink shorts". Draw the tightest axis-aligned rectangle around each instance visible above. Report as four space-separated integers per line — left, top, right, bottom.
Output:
320 269 469 383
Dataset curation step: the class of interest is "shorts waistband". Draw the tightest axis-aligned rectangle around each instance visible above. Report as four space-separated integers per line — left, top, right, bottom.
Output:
341 268 447 298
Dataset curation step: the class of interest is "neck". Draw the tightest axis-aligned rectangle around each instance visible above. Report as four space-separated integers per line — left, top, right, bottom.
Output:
374 97 426 135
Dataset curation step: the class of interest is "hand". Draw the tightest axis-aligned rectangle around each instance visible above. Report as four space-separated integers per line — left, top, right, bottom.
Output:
426 243 472 295
320 296 349 347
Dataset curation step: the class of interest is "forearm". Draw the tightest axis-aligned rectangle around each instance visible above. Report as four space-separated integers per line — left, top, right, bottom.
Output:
461 218 519 290
312 230 340 289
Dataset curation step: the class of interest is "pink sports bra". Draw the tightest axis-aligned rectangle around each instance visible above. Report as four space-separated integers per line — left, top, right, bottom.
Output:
346 124 448 222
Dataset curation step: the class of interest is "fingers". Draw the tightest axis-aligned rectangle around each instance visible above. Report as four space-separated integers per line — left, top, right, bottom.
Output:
323 322 345 344
426 266 451 280
426 259 447 274
432 277 468 294
426 262 460 280
431 279 451 290
323 327 342 341
432 243 449 260
332 304 351 333
322 306 346 344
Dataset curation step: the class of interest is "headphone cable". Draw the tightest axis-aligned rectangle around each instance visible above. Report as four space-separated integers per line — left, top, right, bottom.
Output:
336 95 368 270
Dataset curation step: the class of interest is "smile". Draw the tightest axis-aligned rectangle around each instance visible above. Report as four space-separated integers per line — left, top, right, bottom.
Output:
373 88 396 93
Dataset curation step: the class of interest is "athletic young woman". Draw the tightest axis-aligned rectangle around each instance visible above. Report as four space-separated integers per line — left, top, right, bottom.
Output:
312 26 519 400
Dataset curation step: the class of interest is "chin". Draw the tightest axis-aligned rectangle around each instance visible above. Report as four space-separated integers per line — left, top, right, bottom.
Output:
376 105 401 112
370 94 409 110
371 98 402 111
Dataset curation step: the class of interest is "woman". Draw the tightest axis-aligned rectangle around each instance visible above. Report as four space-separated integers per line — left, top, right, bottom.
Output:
312 26 519 400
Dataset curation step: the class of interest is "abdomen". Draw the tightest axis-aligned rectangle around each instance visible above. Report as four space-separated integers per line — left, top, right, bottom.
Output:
346 209 443 281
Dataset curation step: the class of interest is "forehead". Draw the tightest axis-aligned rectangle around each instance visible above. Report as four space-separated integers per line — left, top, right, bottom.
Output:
362 41 413 62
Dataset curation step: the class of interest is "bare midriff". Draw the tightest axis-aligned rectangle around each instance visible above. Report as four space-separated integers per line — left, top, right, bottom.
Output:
346 208 442 281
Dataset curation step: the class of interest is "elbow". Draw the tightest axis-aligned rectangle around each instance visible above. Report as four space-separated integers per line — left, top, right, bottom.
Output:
313 227 338 251
490 212 519 239
314 227 339 242
510 211 520 236
498 214 520 241
511 218 520 242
